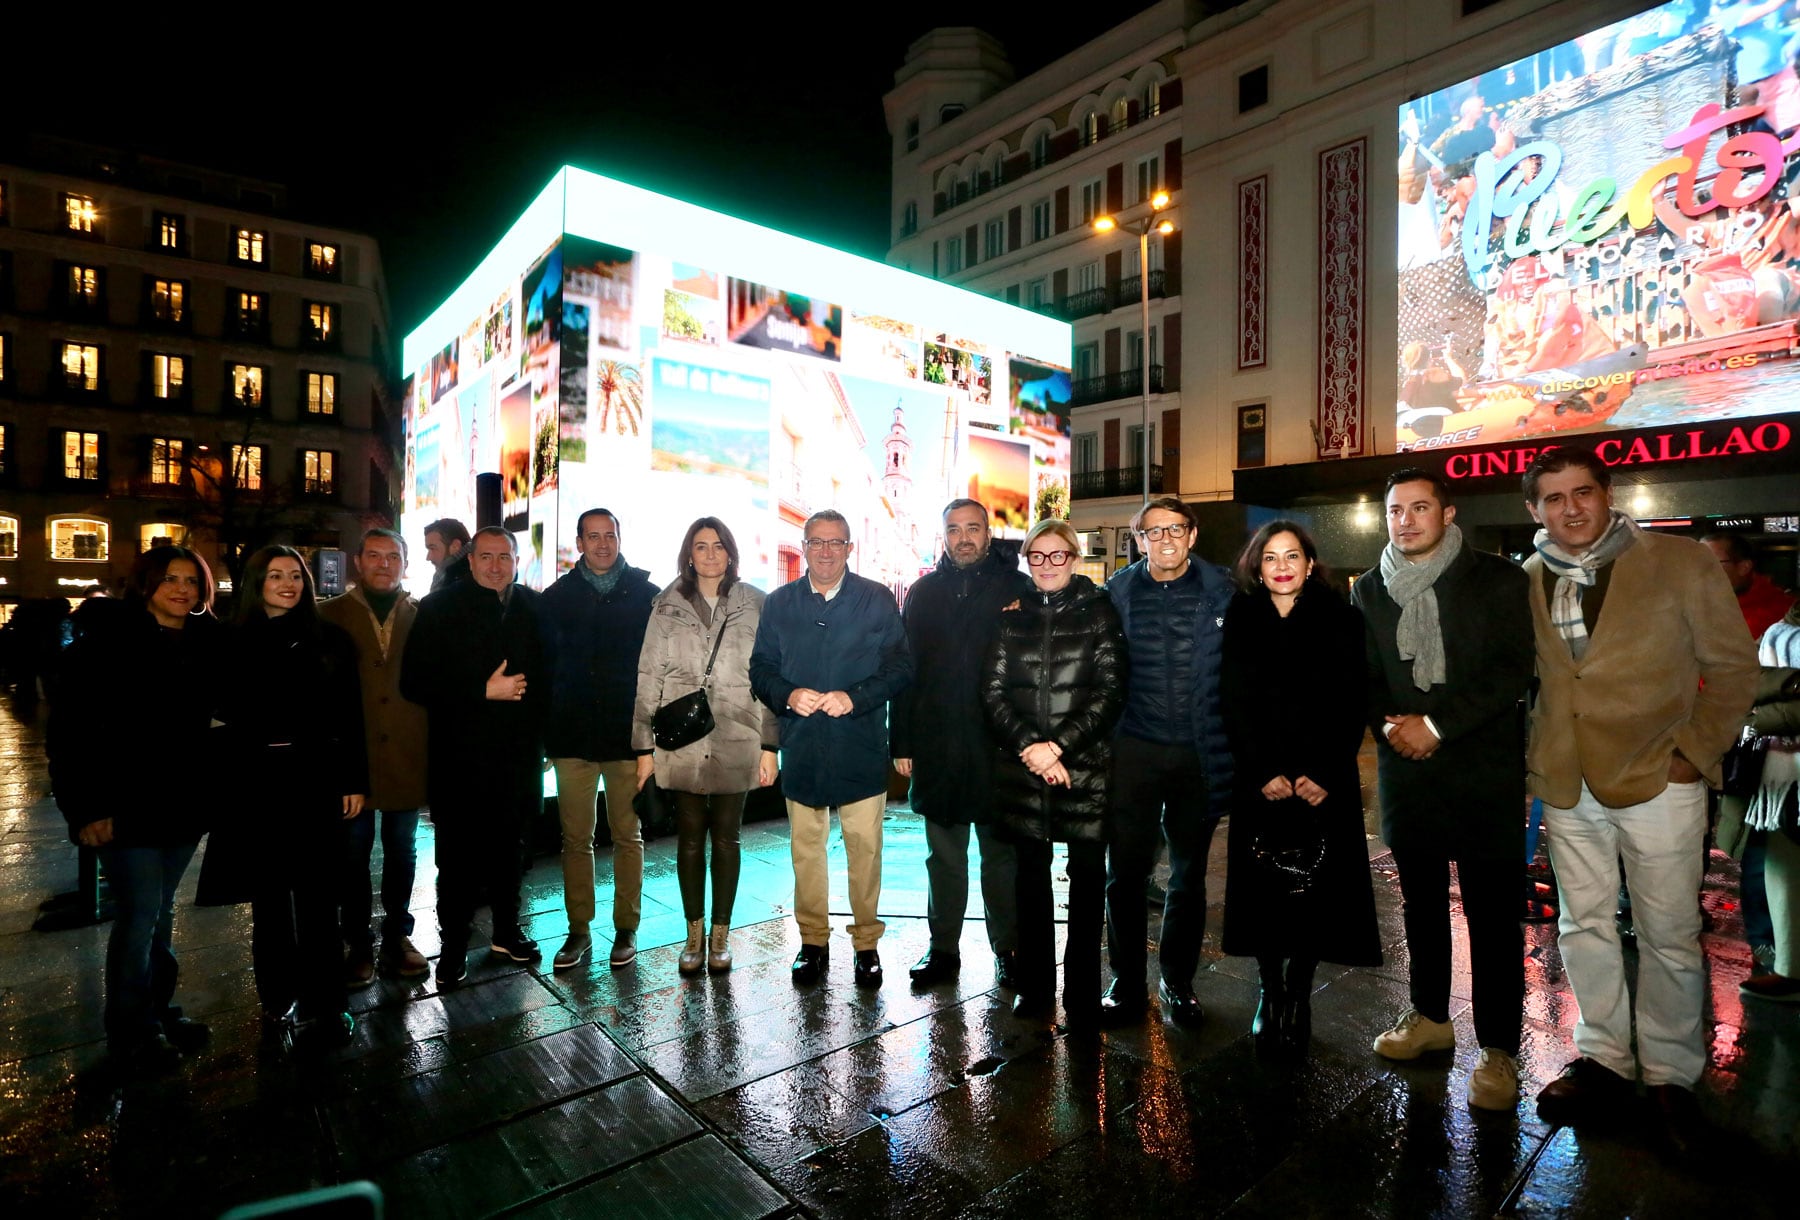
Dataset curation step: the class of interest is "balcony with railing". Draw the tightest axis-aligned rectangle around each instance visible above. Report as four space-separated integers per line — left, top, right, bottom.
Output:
1069 365 1163 408
1071 465 1166 500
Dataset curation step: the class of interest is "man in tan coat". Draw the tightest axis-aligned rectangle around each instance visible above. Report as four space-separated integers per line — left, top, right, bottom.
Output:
320 528 430 983
1521 447 1756 1150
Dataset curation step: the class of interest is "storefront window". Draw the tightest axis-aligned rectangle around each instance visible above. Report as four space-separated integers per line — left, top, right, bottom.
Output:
0 513 16 559
47 516 109 561
139 522 187 551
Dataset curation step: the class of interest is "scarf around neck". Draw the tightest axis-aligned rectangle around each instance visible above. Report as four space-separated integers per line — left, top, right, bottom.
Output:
580 556 628 597
1378 522 1464 690
1533 510 1638 660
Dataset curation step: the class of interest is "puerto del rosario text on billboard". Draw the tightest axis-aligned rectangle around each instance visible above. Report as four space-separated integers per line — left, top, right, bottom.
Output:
400 168 1071 597
1396 2 1800 453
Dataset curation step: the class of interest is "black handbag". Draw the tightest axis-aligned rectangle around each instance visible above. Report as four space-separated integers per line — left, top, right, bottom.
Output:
1247 798 1329 898
650 614 730 751
1721 728 1770 799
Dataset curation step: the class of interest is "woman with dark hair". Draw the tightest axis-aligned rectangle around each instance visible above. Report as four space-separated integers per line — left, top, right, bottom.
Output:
631 518 778 974
49 546 223 1074
1220 520 1381 1056
982 518 1126 1030
199 546 367 1049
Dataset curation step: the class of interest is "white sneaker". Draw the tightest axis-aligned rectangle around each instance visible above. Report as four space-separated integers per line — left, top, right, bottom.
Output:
1467 1048 1520 1111
1372 1008 1456 1060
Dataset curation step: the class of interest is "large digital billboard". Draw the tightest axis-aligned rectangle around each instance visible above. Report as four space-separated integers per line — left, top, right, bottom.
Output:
1397 1 1800 452
402 169 1071 596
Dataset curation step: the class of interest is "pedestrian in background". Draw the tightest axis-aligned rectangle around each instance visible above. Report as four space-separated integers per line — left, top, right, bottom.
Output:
319 528 430 983
632 517 778 976
1221 520 1379 1058
49 546 223 1075
982 519 1124 1030
892 498 1032 991
201 546 366 1050
541 508 657 971
424 518 472 592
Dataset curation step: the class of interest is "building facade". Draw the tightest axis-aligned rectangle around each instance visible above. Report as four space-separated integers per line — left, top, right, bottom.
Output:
0 138 400 617
888 0 1800 584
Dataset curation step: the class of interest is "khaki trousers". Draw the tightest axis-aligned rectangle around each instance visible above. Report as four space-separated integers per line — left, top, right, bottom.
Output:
553 757 643 931
787 795 886 950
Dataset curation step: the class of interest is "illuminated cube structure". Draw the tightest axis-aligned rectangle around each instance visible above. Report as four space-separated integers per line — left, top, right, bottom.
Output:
400 168 1072 596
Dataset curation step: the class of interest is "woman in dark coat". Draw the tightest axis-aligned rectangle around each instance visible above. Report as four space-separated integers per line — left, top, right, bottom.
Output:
982 519 1126 1031
1220 520 1381 1056
201 546 367 1049
49 546 223 1075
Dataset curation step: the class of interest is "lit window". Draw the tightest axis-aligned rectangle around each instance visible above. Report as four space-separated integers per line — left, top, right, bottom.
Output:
48 516 110 561
157 213 184 251
0 334 7 384
149 437 184 484
231 444 263 491
303 449 335 496
236 291 265 334
64 194 97 234
307 302 335 344
150 354 186 400
0 424 8 478
236 228 265 264
140 522 188 551
68 265 100 306
62 431 101 481
1082 112 1102 145
307 242 339 277
151 279 185 323
0 513 17 560
305 371 336 416
62 343 100 392
230 364 264 408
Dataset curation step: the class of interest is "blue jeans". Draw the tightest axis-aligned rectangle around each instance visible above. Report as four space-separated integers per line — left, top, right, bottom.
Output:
100 841 198 1052
341 808 420 954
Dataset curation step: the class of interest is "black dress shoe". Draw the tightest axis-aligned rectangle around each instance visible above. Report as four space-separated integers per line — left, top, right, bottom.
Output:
1011 991 1054 1020
1280 991 1311 1053
854 949 884 988
1252 986 1284 1055
1535 1057 1634 1128
161 1017 211 1054
994 950 1022 992
489 927 541 962
1158 980 1204 1027
792 943 828 985
909 950 961 985
1098 980 1147 1027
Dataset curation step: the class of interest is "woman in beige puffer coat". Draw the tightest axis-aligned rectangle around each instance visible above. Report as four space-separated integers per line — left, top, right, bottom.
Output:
632 517 779 975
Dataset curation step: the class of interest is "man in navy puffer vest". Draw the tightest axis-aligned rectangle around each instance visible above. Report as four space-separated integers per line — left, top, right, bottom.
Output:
1102 496 1235 1027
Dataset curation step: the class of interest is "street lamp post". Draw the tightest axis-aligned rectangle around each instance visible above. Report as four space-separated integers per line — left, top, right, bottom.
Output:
1095 191 1174 505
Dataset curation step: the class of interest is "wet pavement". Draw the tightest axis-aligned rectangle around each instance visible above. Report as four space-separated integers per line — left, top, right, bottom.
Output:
0 696 1794 1219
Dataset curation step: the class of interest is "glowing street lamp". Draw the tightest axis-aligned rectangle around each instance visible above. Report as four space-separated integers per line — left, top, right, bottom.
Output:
1093 191 1174 504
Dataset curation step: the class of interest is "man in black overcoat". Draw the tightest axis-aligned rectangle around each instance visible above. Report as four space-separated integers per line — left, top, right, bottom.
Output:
1352 468 1534 1112
401 526 549 987
891 499 1033 988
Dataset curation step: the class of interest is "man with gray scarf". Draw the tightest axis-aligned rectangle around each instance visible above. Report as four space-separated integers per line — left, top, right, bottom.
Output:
1352 468 1533 1112
1520 447 1755 1151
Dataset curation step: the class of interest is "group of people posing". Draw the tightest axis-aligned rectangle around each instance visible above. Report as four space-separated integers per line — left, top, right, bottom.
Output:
48 445 1774 1156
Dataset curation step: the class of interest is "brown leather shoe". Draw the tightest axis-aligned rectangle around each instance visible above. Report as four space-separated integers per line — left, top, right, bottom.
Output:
1535 1057 1633 1127
381 937 430 979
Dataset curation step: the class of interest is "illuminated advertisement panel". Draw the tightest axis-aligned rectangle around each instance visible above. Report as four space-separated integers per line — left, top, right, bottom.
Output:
401 169 1071 595
1397 2 1800 452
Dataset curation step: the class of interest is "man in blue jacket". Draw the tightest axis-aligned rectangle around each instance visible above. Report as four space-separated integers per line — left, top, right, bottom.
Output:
751 510 913 988
1103 496 1236 1026
539 509 658 972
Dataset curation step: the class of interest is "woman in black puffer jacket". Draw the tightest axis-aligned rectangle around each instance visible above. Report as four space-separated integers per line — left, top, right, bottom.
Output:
982 518 1126 1030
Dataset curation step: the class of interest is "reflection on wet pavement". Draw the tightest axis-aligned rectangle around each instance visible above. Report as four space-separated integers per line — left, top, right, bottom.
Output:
0 699 1794 1217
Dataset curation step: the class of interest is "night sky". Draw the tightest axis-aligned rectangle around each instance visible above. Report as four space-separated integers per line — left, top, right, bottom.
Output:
14 8 1141 344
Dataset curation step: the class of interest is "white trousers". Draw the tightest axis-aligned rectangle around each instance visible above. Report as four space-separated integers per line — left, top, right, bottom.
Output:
1543 780 1708 1087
